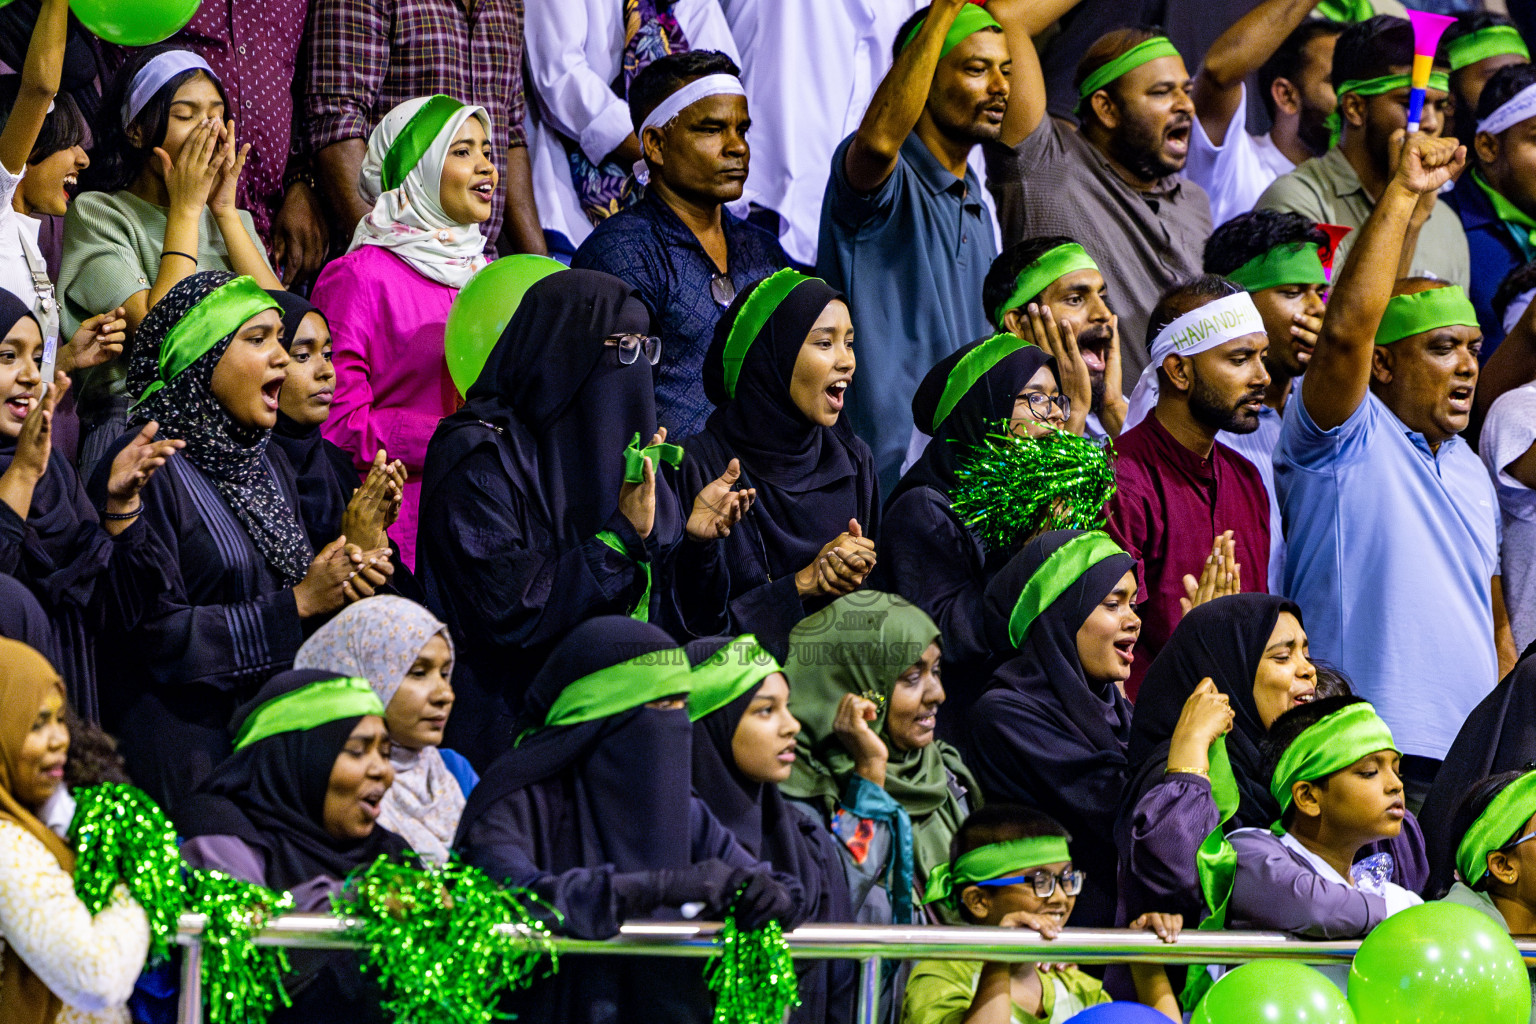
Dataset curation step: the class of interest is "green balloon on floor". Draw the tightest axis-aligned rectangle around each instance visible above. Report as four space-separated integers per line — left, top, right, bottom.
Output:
1193 961 1355 1024
70 0 201 46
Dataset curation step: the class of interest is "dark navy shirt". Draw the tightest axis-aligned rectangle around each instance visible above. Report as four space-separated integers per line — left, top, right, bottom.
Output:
573 189 788 438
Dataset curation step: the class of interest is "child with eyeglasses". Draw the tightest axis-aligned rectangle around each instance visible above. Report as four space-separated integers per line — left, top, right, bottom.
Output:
1443 768 1536 936
901 805 1183 1024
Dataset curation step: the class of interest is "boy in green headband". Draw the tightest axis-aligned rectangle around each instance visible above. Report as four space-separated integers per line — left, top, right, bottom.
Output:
904 804 1183 1024
1257 16 1471 292
1226 696 1421 949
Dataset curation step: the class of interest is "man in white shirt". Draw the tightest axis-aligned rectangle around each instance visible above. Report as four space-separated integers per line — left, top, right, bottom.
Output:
1186 3 1343 227
522 0 740 256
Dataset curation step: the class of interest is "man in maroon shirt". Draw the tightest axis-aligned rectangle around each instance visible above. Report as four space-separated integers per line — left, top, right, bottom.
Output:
1106 275 1272 698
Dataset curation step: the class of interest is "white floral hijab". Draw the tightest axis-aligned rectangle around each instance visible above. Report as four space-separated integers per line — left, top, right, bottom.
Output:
294 596 464 863
348 94 492 289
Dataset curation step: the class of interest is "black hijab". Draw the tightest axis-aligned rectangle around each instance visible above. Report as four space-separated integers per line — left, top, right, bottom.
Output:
1123 595 1300 833
687 637 771 854
691 272 865 575
456 617 695 873
175 669 409 889
424 270 681 546
0 574 60 667
889 338 1057 506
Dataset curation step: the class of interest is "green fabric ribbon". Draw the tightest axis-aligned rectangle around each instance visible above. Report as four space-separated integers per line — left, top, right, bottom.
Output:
1180 737 1243 1011
898 3 1004 59
1326 71 1451 147
720 269 814 400
536 650 695 733
233 676 383 752
1474 169 1536 262
595 530 652 622
381 94 464 192
933 333 1031 432
1456 770 1536 885
1375 285 1479 345
132 276 281 409
622 431 684 483
921 836 1072 909
1076 37 1183 113
687 635 783 721
1006 531 1127 647
1224 241 1328 293
1269 702 1398 819
1448 25 1531 72
992 242 1101 328
1315 0 1376 23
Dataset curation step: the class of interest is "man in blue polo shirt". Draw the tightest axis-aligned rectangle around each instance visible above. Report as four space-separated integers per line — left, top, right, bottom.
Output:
1275 131 1516 808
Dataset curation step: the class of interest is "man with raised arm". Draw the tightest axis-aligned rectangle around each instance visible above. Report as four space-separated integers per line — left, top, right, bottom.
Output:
1274 130 1514 808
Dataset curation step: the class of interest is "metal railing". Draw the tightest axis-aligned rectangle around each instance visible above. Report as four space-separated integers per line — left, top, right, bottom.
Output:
167 915 1536 1024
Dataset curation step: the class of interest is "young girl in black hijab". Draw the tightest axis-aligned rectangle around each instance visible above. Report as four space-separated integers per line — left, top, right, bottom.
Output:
686 634 855 1024
671 270 879 655
880 337 1071 731
966 530 1140 927
418 270 747 768
85 272 393 809
0 289 179 720
176 668 407 1023
454 616 806 1024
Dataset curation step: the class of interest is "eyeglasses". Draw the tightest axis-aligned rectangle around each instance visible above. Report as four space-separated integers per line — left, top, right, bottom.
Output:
975 868 1085 898
710 272 737 307
1018 391 1072 421
1502 831 1536 855
604 334 662 366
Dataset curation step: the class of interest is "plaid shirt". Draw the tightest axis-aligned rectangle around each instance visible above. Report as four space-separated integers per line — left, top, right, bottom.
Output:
303 0 527 246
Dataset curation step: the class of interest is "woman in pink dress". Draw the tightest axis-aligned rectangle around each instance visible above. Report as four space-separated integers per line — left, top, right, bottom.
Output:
311 94 496 569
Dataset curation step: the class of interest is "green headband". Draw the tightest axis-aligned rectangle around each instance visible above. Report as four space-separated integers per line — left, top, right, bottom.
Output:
899 4 1004 59
539 651 695 733
720 269 815 401
1326 72 1451 146
686 635 783 721
993 243 1101 327
1076 37 1183 113
382 94 465 192
1008 531 1127 648
1269 703 1398 817
233 676 384 752
1375 286 1479 345
1457 771 1536 885
922 836 1073 908
1448 26 1531 72
1225 242 1328 293
933 333 1031 432
132 276 281 410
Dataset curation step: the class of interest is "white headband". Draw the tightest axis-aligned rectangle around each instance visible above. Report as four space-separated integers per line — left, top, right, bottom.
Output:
1480 81 1536 137
1123 291 1267 431
121 51 221 129
638 73 746 136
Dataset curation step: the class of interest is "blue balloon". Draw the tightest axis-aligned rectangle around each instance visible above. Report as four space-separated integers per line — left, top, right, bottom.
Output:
1064 1003 1173 1024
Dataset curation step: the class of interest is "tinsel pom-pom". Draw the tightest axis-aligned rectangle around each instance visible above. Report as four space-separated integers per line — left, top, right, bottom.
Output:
187 869 294 1024
68 782 185 957
704 915 800 1024
337 855 560 1024
951 424 1116 551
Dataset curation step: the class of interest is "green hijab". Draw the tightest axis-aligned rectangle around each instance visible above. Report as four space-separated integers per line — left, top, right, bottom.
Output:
781 592 979 884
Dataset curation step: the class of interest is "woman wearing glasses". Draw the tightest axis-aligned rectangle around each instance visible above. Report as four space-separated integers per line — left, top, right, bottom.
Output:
878 339 1079 740
416 269 748 769
311 95 500 571
668 269 880 655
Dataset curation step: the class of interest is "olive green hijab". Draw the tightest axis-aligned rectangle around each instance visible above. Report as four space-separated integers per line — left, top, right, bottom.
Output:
781 593 979 885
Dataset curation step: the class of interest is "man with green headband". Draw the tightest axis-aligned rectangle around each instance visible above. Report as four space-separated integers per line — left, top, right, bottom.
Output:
1226 697 1420 959
904 804 1183 1024
1442 13 1531 141
1257 15 1471 291
1274 130 1514 805
986 22 1210 382
1447 62 1536 356
1444 769 1536 947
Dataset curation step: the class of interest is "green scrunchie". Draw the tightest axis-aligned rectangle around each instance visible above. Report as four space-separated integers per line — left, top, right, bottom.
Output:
623 431 684 483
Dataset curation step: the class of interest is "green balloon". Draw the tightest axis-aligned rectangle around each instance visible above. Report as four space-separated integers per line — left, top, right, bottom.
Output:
1193 961 1355 1024
1348 902 1531 1024
444 255 566 396
70 0 201 45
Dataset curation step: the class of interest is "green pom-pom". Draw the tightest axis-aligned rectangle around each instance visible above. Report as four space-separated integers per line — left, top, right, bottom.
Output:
68 782 185 957
187 869 294 1024
704 915 800 1024
337 855 560 1023
951 425 1116 551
